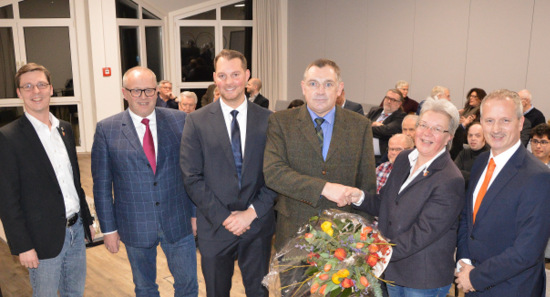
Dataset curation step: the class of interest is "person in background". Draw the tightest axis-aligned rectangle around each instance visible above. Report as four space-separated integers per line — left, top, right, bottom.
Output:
350 98 464 297
376 133 414 194
401 114 418 143
396 80 419 114
337 88 364 115
92 66 197 297
519 89 546 128
460 88 486 119
454 122 490 187
416 86 450 115
246 78 270 109
0 63 95 296
156 80 179 109
179 91 197 114
287 99 304 109
456 89 550 296
201 83 217 107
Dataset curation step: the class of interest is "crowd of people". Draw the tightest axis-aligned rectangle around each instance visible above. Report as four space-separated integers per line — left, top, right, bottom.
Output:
1 50 550 297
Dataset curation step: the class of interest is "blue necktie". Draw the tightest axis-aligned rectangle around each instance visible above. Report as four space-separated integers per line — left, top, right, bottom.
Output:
230 110 243 186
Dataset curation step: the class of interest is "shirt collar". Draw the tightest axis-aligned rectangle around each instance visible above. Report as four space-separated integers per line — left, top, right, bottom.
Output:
128 108 156 126
220 97 248 115
489 140 521 168
26 112 59 131
407 147 447 172
307 106 336 125
523 105 534 115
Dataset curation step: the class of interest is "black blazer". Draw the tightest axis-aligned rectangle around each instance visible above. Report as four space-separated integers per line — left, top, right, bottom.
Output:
253 93 269 109
343 99 364 115
366 107 406 155
0 116 93 259
356 149 464 289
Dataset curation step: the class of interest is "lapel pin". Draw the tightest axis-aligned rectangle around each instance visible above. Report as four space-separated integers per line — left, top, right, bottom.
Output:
61 127 65 136
423 170 429 176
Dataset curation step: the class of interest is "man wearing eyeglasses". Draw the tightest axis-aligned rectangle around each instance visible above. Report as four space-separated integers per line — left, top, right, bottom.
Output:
0 63 95 296
92 66 198 296
375 133 415 194
264 58 376 251
366 89 407 165
156 80 179 109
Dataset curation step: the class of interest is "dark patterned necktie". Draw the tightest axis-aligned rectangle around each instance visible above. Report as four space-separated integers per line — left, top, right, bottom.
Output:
315 118 325 149
230 110 243 186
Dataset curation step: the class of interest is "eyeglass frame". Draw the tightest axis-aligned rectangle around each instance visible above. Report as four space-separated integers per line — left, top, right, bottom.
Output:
384 96 402 104
19 82 50 92
124 87 156 97
531 138 550 146
416 121 449 136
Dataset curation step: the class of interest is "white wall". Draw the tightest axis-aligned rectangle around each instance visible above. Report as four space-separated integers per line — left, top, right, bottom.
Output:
286 0 550 119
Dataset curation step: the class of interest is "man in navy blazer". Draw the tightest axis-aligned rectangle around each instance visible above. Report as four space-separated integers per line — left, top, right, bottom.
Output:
180 49 276 297
456 89 550 296
92 66 197 297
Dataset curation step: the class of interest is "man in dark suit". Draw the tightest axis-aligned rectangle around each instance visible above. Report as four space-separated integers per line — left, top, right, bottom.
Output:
92 66 198 297
519 89 546 128
246 77 269 108
0 63 94 296
456 89 550 296
263 58 376 251
180 49 276 297
156 80 179 109
337 88 364 115
367 89 406 164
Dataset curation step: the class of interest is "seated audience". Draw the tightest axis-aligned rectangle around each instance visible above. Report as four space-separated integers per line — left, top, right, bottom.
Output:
201 83 216 107
519 89 546 128
376 133 414 193
396 80 419 114
454 122 489 186
459 88 486 118
287 99 304 109
156 80 179 109
416 85 450 115
337 88 364 115
367 89 406 165
178 91 197 113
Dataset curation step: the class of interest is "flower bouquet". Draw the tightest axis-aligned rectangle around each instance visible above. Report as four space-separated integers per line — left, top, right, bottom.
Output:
263 209 393 297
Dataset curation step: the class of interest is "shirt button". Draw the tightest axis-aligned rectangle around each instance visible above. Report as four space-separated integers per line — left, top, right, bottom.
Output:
153 182 158 186
155 202 160 206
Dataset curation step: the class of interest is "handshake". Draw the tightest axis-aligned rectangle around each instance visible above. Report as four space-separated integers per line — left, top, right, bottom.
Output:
321 182 364 207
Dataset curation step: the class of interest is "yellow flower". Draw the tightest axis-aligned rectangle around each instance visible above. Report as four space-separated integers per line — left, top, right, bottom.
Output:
332 269 350 284
332 273 341 284
321 221 334 237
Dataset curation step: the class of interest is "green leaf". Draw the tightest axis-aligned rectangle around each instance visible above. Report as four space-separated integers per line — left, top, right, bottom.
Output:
330 288 341 297
341 288 352 297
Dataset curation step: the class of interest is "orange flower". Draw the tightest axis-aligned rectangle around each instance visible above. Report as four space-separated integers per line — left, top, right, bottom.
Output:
319 273 329 281
310 282 320 294
334 248 347 261
319 284 327 295
323 264 332 272
360 276 369 287
356 242 365 249
341 278 354 288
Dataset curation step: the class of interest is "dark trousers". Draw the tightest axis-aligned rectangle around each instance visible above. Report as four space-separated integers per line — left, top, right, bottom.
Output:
199 232 272 297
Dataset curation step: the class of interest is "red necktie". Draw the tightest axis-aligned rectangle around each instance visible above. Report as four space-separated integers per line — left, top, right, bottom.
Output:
141 118 156 174
473 158 495 223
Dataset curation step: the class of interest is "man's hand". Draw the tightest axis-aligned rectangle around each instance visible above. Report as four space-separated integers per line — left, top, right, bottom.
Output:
222 208 256 236
19 249 39 269
455 260 476 293
191 217 197 236
371 122 384 127
87 225 96 242
322 182 352 207
104 232 120 254
344 187 364 204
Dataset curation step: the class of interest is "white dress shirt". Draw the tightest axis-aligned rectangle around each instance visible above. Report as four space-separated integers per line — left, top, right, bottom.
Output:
219 98 248 157
26 112 80 218
128 109 158 161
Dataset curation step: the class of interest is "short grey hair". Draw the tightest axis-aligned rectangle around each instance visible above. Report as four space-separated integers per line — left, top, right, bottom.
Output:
180 91 198 104
403 114 419 125
430 86 449 98
419 98 460 150
388 88 404 101
158 80 171 87
481 89 523 119
390 133 414 149
395 80 409 89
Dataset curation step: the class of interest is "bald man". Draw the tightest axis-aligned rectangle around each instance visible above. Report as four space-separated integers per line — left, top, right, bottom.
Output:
246 78 269 108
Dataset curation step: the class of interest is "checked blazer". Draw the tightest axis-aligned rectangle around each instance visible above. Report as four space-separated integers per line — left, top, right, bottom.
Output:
91 107 195 248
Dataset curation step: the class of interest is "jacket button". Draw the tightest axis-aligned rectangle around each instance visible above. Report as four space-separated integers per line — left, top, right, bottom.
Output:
153 182 158 186
147 164 151 167
321 170 326 175
155 202 160 206
388 221 392 226
470 235 475 240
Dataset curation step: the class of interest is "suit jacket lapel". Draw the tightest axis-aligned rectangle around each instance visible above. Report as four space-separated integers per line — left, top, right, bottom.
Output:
209 101 237 170
297 105 324 159
18 116 59 184
467 153 489 227
474 148 524 224
121 110 149 165
242 101 258 178
155 108 171 173
397 151 448 198
56 122 79 184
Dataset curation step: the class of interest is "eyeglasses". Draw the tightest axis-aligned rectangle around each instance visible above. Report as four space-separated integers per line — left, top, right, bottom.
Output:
125 88 156 97
417 122 449 136
19 82 50 91
532 139 550 146
305 80 337 90
388 147 405 153
384 96 401 104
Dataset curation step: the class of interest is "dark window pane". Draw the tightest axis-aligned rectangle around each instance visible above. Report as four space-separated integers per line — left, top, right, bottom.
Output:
181 9 216 20
146 27 163 80
0 106 23 127
180 27 214 82
19 0 70 18
221 0 252 20
50 105 80 146
180 88 207 110
142 8 160 20
119 26 140 75
24 27 73 97
0 4 13 19
223 27 252 73
116 0 138 19
0 27 17 98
